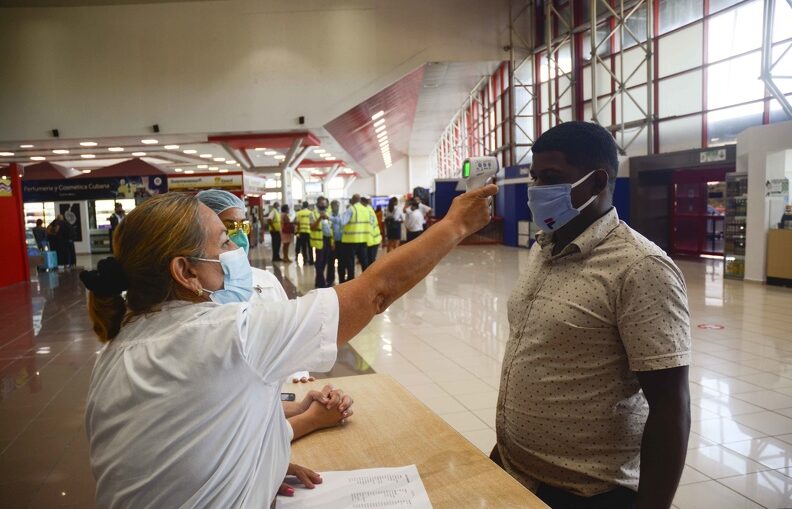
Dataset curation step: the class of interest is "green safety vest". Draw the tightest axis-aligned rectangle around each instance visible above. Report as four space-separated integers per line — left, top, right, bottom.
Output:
296 209 312 234
367 205 382 247
342 203 371 244
309 211 325 249
269 210 281 232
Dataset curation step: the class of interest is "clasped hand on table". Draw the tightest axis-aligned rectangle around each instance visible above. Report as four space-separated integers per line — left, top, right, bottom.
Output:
280 384 354 497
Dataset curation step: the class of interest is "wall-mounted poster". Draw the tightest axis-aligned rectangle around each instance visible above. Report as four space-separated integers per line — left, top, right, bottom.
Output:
59 203 83 242
0 175 11 197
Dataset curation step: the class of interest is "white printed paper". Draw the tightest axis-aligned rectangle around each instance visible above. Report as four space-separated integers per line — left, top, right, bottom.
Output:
276 465 433 509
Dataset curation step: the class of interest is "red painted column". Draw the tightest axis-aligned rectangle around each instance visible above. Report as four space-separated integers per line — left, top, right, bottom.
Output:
0 163 30 288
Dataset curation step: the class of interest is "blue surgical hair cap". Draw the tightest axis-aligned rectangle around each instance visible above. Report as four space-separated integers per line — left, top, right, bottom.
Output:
196 189 245 214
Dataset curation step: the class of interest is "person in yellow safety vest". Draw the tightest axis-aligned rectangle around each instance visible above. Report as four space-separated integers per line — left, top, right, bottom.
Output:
339 194 371 282
268 202 283 262
294 201 314 266
309 196 335 288
360 197 382 266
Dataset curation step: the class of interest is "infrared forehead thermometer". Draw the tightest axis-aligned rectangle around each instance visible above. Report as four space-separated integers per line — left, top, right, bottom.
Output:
462 157 499 191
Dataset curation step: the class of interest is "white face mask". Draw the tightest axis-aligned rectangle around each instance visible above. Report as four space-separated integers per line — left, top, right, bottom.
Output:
191 247 253 304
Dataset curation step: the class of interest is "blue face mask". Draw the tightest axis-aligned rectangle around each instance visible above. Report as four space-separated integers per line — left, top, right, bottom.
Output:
527 170 599 232
229 231 249 254
193 247 253 304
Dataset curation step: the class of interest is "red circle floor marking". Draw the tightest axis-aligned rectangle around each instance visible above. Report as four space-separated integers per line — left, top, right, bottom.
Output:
697 324 725 330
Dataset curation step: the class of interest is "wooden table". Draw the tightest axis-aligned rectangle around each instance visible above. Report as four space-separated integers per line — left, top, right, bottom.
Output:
287 374 548 509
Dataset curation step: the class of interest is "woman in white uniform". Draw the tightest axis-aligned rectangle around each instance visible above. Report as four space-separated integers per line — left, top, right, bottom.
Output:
80 184 496 508
196 190 316 384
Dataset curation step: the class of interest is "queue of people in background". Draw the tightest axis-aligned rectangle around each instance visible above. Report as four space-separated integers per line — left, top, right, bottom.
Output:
403 197 432 243
36 214 77 268
262 195 432 277
384 197 404 252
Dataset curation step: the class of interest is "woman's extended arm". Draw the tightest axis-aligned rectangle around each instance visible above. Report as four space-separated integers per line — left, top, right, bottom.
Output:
334 184 497 345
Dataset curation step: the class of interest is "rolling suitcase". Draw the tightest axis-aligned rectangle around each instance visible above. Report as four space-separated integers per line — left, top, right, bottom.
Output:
38 250 59 272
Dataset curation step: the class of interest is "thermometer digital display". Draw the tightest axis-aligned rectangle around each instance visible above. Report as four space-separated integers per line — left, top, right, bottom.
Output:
461 156 499 191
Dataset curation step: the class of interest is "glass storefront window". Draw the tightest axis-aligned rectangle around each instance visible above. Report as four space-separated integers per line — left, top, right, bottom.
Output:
93 199 135 230
23 202 57 229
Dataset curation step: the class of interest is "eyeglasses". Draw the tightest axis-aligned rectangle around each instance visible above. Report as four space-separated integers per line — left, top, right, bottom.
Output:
222 219 251 235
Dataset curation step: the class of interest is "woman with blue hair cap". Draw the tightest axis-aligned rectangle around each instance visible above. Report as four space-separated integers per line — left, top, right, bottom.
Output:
196 190 314 384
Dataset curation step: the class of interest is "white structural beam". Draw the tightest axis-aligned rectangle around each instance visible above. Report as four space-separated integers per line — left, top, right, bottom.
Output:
589 0 654 155
762 0 792 119
509 0 537 165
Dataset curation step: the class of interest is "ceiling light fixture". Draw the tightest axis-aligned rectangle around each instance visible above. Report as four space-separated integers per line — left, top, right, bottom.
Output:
132 152 146 156
164 144 179 150
174 168 184 172
379 139 389 147
374 118 386 127
264 150 277 156
20 144 34 148
108 147 124 152
371 110 385 120
213 157 225 162
30 156 46 161
274 155 286 160
141 139 158 144
225 159 235 164
197 164 208 169
52 149 69 154
254 147 268 151
183 149 197 154
184 170 195 174
0 152 14 156
377 131 388 140
375 125 386 134
82 169 92 174
81 154 96 159
200 153 213 158
209 166 219 171
80 141 97 147
218 169 229 173
314 148 325 154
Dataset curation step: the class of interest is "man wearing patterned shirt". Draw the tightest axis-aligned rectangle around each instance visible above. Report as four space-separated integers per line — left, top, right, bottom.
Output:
493 122 691 509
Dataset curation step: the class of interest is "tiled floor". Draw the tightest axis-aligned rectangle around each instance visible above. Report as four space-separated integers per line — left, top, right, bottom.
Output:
2 244 792 508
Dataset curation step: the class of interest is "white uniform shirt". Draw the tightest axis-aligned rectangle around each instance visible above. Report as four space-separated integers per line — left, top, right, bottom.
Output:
85 289 339 509
384 207 404 222
404 209 425 232
251 267 288 302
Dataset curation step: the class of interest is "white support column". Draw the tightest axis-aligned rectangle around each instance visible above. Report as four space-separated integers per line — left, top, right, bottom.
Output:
323 163 341 196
